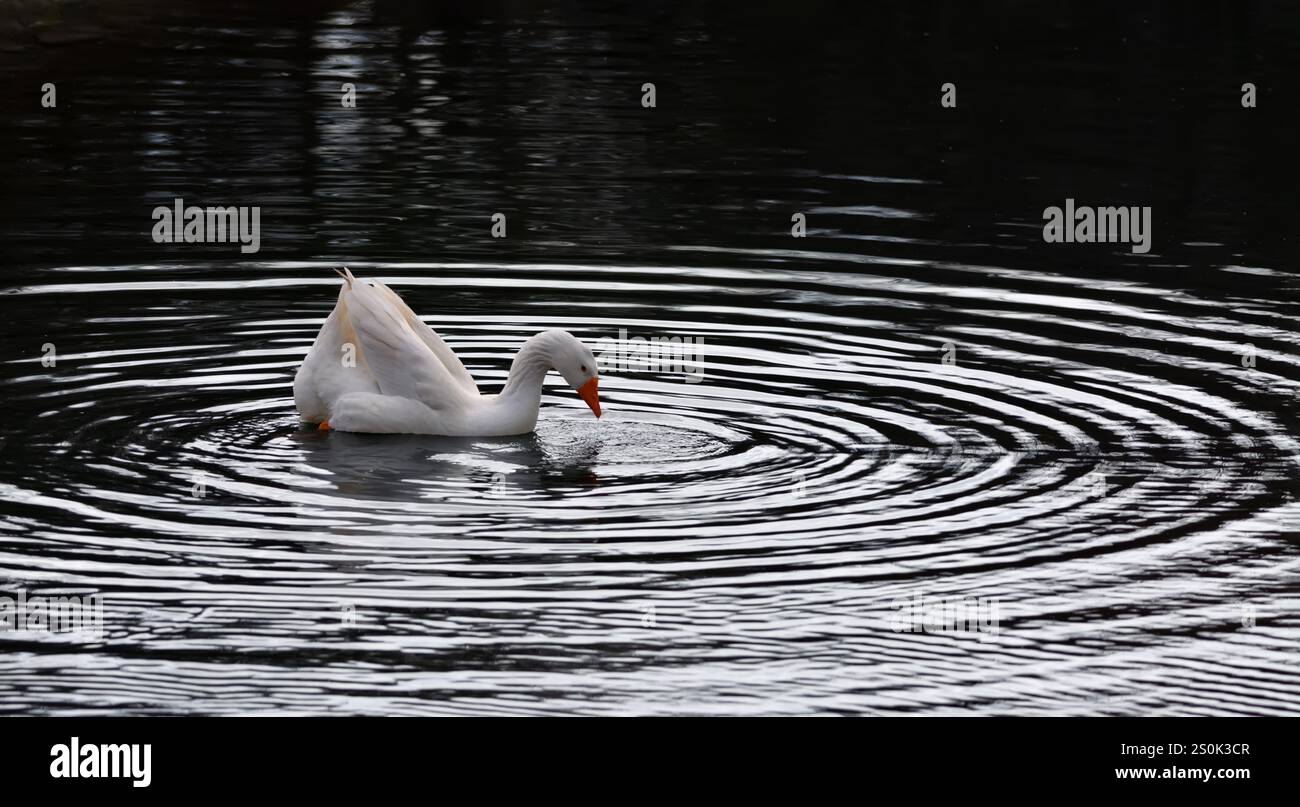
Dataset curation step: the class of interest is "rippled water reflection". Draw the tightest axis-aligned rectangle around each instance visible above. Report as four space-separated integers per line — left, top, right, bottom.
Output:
0 2 1298 715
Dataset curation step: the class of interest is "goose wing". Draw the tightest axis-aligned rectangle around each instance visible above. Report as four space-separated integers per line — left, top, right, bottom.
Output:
340 272 475 411
369 278 479 397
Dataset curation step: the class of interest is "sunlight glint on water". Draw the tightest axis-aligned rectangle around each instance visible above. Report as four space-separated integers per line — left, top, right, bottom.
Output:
1 258 1297 715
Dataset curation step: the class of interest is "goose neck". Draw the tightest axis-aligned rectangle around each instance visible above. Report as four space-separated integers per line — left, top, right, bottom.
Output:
499 336 552 402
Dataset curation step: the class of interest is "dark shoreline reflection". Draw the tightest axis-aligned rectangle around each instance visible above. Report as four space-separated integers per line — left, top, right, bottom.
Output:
2 2 1298 274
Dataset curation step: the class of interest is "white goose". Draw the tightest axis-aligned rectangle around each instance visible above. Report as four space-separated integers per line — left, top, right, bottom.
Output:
294 269 601 435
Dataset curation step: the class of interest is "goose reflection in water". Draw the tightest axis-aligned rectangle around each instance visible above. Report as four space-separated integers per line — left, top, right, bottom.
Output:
288 423 603 503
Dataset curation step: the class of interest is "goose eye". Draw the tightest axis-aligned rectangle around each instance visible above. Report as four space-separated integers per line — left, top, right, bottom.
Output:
580 364 588 373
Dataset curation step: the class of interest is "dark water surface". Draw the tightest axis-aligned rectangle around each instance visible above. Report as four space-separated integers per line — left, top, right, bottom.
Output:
0 2 1297 714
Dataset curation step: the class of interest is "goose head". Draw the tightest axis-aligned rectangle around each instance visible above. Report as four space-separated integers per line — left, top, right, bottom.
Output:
545 330 602 418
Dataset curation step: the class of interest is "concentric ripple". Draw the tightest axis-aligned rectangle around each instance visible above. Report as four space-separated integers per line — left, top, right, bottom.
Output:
0 257 1297 715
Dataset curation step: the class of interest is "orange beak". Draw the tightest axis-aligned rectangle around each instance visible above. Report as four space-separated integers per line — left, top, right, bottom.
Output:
577 376 601 418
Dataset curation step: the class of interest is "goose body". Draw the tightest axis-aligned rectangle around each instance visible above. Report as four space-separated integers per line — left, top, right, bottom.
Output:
294 270 601 435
